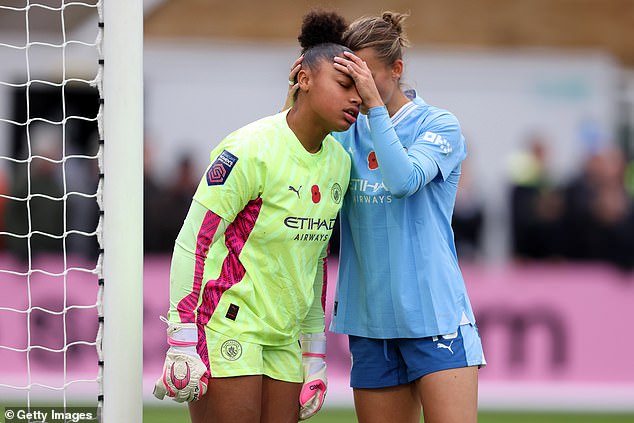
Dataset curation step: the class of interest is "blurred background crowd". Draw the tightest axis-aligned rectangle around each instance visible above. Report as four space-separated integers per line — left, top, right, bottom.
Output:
455 132 634 271
1 0 632 273
1 126 633 271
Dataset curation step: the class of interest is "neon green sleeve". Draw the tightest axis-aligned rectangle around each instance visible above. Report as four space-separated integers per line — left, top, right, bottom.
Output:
300 243 328 334
167 200 227 325
167 132 258 325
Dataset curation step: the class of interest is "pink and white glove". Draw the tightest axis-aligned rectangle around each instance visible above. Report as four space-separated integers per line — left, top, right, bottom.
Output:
299 332 327 420
153 319 208 403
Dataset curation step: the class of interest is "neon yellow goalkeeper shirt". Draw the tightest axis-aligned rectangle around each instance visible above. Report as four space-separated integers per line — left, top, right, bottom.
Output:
167 111 350 346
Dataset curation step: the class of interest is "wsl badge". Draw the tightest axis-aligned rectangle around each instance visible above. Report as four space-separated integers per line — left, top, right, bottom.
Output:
206 150 238 186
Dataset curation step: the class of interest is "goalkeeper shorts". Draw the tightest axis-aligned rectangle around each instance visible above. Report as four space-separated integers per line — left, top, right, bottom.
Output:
203 327 303 383
348 323 486 388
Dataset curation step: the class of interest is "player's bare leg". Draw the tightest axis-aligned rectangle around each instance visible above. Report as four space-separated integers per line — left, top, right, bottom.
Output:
188 375 263 423
260 376 302 423
187 392 207 423
416 366 478 423
353 383 421 423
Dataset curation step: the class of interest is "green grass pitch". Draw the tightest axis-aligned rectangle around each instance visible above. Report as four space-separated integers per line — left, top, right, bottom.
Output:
143 405 634 422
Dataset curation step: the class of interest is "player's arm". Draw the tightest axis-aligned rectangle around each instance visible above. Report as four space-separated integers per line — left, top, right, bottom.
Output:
298 244 328 420
155 140 259 403
154 200 228 403
366 106 435 198
168 200 228 325
367 106 465 198
300 243 328 334
331 51 435 197
168 140 259 328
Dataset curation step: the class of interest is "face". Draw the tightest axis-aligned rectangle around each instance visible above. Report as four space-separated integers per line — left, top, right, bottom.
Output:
299 56 361 132
354 47 403 107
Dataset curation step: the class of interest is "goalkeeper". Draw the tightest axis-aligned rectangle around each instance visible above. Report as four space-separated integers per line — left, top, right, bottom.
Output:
153 10 359 423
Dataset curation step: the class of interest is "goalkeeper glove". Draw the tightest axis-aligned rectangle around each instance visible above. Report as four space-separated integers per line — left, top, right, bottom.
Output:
299 332 327 420
153 318 208 402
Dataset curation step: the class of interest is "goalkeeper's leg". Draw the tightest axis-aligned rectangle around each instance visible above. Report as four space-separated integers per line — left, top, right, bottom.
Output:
187 389 208 423
261 376 302 423
189 375 301 423
189 328 304 423
189 375 263 423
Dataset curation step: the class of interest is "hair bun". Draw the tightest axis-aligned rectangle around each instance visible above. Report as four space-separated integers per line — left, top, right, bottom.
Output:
298 10 347 51
381 11 408 35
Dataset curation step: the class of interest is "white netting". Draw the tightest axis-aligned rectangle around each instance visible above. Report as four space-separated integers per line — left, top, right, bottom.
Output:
0 0 104 416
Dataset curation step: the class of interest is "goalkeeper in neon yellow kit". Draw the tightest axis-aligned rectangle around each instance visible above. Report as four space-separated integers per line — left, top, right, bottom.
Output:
153 10 359 422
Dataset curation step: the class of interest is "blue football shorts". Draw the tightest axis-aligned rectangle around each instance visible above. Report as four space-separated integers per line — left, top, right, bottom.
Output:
348 323 486 388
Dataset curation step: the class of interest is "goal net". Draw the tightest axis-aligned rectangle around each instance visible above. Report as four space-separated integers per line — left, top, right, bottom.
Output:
0 1 143 422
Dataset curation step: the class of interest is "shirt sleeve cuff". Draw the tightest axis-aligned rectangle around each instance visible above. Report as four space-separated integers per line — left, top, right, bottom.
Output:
367 105 389 119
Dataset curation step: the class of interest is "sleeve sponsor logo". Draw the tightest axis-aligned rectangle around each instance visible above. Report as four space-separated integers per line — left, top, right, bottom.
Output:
206 149 239 186
422 131 452 154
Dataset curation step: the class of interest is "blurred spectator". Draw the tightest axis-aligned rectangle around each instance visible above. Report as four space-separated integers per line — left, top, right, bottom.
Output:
562 150 605 260
143 140 166 253
508 134 566 260
452 158 484 261
5 124 65 260
65 133 101 260
156 153 199 251
143 143 200 253
562 147 634 270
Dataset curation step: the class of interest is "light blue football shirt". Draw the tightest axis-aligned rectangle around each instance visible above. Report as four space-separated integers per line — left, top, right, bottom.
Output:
330 92 476 338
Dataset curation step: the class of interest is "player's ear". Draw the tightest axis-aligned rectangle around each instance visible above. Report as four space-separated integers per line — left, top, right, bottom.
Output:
297 69 310 92
391 59 404 81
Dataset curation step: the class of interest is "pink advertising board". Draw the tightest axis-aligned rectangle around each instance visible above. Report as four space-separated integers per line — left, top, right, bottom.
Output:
1 254 633 410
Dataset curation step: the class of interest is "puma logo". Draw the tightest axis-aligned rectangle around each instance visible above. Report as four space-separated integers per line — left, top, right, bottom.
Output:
289 185 302 198
170 362 191 389
436 340 454 354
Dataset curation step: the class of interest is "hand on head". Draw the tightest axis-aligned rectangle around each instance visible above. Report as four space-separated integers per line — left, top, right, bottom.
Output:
283 55 303 110
333 51 383 113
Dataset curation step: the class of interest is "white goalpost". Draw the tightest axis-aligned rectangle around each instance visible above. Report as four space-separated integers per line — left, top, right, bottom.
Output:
0 1 143 422
101 0 143 422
